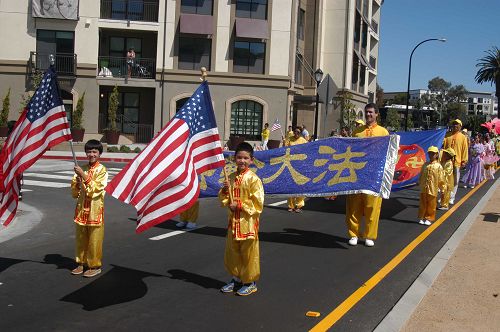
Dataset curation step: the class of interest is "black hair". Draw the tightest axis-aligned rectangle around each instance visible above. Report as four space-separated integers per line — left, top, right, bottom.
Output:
235 142 254 158
84 139 103 154
365 102 379 113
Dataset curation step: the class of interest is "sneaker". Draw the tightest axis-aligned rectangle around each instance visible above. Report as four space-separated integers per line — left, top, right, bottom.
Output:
438 207 449 211
419 220 425 224
463 185 467 188
294 208 303 213
71 265 84 275
348 237 358 246
470 186 475 189
365 239 375 247
176 221 187 228
220 279 238 293
449 200 454 205
185 222 197 229
424 220 431 226
287 208 294 212
83 268 102 278
237 282 258 296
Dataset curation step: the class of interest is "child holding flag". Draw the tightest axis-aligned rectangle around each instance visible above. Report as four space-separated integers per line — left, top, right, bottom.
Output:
219 142 264 296
440 148 456 211
418 146 444 226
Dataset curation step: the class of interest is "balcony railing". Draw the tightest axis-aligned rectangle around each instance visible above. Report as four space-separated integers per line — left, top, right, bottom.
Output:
99 113 154 143
100 0 159 22
371 19 379 34
369 55 376 70
97 56 155 79
29 52 77 77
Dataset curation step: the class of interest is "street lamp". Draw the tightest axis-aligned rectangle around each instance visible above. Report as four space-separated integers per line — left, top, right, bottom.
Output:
405 38 446 131
314 68 323 140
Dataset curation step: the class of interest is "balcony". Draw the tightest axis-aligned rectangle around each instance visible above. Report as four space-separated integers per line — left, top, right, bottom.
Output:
100 0 159 22
29 52 77 77
97 56 155 79
371 19 379 35
369 55 376 70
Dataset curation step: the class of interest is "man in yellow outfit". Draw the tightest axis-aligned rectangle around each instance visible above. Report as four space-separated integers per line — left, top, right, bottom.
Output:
442 119 468 205
261 123 270 150
345 103 389 247
285 128 308 213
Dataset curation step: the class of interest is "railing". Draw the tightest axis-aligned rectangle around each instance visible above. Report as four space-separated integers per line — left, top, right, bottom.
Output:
99 113 154 143
29 52 77 77
97 56 155 79
371 19 379 34
369 55 376 70
100 0 159 22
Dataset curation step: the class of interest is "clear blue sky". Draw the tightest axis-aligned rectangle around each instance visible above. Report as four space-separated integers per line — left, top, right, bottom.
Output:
378 0 500 94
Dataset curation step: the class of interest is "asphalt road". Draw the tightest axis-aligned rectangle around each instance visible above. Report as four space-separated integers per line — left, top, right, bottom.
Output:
0 160 496 331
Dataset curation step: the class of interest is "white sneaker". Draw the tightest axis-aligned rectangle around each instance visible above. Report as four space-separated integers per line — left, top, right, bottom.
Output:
438 207 449 211
424 220 431 226
449 200 454 205
348 237 358 246
419 220 425 224
365 239 375 247
176 222 186 228
185 222 197 229
470 186 475 189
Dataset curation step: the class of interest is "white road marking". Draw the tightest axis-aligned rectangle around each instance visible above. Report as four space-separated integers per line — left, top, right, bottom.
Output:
21 189 33 192
149 226 203 240
24 173 73 181
267 200 288 207
23 180 69 188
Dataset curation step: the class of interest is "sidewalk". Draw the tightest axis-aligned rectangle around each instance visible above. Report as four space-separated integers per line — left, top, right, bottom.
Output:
42 150 136 163
401 181 500 331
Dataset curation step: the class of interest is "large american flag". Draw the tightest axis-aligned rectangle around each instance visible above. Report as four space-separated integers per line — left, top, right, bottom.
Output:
105 81 225 233
0 67 72 226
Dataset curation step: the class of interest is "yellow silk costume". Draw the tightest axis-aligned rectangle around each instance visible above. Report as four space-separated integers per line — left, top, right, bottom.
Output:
443 132 469 167
261 128 270 141
346 123 389 240
71 162 108 268
180 200 199 223
286 136 308 209
219 168 264 283
440 159 454 209
418 161 444 222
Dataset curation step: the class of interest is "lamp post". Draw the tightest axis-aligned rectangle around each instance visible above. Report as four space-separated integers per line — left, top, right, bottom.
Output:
405 38 446 131
314 68 323 140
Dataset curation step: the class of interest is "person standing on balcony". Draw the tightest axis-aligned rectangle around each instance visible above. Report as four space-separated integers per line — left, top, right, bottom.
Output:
127 47 136 78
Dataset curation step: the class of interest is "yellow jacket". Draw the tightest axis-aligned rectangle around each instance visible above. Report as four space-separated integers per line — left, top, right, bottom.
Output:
286 136 308 146
443 132 469 167
261 128 270 140
441 159 454 191
71 162 108 226
419 161 445 197
218 169 264 240
352 123 389 137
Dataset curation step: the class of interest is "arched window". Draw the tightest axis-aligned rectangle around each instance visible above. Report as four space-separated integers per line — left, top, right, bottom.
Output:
357 110 364 119
176 97 190 113
230 100 263 140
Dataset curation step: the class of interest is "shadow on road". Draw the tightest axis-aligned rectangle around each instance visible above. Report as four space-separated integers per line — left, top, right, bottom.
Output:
60 264 164 311
167 269 225 289
0 257 33 274
43 254 75 270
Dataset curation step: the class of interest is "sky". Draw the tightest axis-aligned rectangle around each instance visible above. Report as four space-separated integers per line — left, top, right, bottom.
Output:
377 0 500 94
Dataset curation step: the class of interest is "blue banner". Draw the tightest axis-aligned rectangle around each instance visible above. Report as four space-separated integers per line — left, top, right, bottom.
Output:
391 129 447 190
200 135 399 199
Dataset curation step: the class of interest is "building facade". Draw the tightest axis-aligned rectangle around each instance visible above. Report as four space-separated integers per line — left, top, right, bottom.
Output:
0 0 382 144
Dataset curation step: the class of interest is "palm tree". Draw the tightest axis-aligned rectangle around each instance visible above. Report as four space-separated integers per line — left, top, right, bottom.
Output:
475 46 500 119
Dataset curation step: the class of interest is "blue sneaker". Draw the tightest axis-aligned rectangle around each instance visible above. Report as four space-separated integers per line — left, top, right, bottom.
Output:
236 282 257 296
220 279 238 293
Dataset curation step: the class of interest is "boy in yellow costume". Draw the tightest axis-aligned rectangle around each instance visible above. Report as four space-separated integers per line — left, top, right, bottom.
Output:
442 119 468 204
71 140 108 278
345 103 389 247
284 128 308 212
439 148 456 211
219 142 264 296
418 146 445 225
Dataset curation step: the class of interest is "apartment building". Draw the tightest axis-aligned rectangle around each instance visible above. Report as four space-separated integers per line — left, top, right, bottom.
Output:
0 0 382 144
463 91 497 118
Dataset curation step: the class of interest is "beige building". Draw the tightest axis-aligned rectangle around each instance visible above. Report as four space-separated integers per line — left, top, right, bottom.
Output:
0 0 382 144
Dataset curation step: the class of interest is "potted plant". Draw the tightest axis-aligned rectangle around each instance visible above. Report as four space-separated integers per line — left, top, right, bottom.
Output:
0 88 11 137
104 85 120 144
71 92 85 142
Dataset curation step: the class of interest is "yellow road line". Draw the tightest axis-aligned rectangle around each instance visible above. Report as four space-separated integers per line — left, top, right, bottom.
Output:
310 181 487 332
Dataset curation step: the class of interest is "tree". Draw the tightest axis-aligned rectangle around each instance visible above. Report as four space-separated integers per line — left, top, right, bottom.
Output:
19 70 44 112
72 92 85 129
475 46 500 119
375 83 385 108
428 76 451 94
447 84 468 103
466 114 486 133
391 93 407 105
445 102 467 125
1 88 11 127
336 90 357 131
385 108 401 131
108 85 119 132
407 113 414 130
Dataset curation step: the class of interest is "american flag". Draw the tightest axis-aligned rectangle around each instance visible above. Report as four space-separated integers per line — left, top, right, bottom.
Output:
105 81 225 233
271 118 281 132
0 67 71 226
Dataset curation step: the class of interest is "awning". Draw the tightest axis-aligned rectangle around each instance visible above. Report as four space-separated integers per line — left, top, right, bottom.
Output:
235 18 269 39
179 13 213 35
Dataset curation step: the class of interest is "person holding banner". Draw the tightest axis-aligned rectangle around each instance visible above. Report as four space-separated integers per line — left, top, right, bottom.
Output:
285 128 308 213
345 103 389 247
219 142 264 296
442 119 468 204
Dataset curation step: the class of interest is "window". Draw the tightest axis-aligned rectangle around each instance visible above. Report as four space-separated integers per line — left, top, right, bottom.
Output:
109 37 142 58
468 104 474 111
236 0 268 20
178 37 211 70
37 30 75 54
294 57 303 85
352 54 359 90
477 105 483 111
181 0 213 15
297 9 305 40
230 100 263 139
176 97 190 113
121 92 140 134
233 41 265 74
478 97 483 103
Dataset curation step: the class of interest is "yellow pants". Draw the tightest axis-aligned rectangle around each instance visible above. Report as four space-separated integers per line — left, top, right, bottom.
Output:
224 230 260 284
441 189 451 209
345 194 383 240
288 197 305 209
418 193 437 222
180 201 199 223
75 224 104 268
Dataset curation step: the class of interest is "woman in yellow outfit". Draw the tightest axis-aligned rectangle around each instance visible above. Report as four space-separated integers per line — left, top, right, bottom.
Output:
284 128 308 213
345 103 389 247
